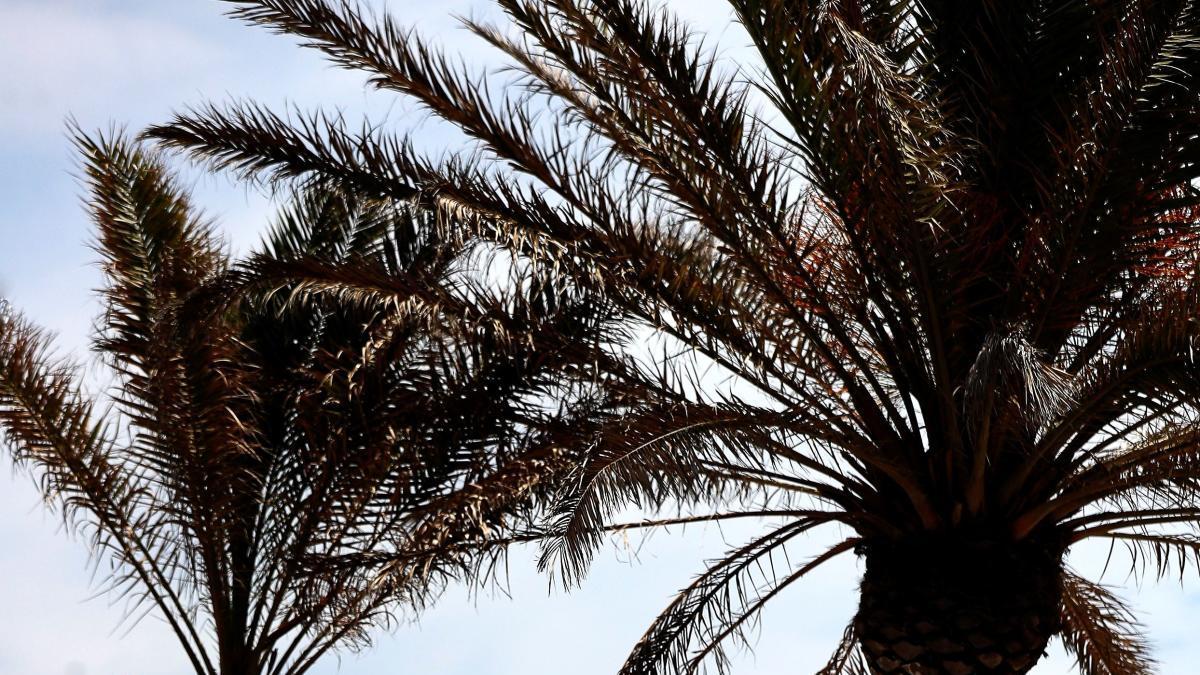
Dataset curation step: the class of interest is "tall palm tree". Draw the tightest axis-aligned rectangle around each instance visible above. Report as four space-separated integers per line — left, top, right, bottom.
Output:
0 130 621 675
147 1 1200 673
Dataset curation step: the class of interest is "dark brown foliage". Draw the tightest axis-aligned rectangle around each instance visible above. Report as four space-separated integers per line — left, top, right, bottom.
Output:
143 1 1200 673
0 131 621 675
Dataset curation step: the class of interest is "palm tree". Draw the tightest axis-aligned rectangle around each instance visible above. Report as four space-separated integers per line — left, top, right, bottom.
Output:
0 130 620 675
145 1 1200 673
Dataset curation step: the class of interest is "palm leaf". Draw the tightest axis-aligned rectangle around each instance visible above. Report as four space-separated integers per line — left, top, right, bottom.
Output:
1059 571 1155 675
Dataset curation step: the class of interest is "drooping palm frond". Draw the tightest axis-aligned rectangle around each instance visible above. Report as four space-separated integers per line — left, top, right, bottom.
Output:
817 623 869 675
1059 572 1155 675
0 304 217 675
146 0 1200 672
0 130 630 675
619 529 858 675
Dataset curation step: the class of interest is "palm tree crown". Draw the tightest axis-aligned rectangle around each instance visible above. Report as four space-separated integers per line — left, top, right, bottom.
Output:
0 131 619 675
145 1 1200 673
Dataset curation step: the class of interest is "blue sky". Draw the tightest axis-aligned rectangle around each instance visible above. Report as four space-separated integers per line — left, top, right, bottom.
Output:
1 2 1197 674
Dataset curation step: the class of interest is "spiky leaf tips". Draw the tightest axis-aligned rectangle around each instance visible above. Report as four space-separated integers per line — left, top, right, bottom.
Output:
0 130 626 675
146 0 1200 673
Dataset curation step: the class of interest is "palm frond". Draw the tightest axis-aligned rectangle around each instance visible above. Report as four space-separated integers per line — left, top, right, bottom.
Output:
0 305 216 675
817 623 869 675
142 0 1200 672
1059 572 1155 675
620 524 855 675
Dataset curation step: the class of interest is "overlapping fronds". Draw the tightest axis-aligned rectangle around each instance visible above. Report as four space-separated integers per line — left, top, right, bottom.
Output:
0 304 215 675
1 131 630 675
144 0 1200 672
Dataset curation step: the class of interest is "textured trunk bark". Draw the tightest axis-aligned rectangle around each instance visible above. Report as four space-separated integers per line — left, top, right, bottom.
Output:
853 534 1064 674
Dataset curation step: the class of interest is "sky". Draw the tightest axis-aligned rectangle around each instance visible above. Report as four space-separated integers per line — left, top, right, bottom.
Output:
1 2 1198 674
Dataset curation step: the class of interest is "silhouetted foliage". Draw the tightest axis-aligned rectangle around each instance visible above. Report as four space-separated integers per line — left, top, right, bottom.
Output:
0 130 624 675
146 1 1200 673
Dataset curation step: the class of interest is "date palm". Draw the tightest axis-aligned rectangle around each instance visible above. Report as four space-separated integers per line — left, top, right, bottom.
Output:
0 131 619 675
147 1 1200 673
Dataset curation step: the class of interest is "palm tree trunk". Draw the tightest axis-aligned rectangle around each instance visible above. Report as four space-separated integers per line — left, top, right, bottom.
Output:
853 534 1064 674
218 635 260 675
219 533 260 675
